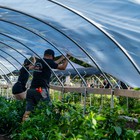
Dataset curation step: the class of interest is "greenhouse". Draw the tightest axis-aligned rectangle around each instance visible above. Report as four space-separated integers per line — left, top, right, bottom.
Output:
0 0 140 139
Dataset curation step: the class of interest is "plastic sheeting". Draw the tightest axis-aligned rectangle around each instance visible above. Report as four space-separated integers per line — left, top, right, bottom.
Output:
0 0 140 87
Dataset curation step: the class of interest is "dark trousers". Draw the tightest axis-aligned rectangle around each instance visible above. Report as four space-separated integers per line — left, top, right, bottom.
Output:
26 88 50 111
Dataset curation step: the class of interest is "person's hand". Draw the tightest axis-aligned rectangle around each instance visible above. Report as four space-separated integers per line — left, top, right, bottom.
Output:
29 65 35 70
66 54 71 59
60 55 65 60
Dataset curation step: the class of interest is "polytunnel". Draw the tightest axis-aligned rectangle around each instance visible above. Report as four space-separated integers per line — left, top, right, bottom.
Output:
0 0 140 88
0 1 140 139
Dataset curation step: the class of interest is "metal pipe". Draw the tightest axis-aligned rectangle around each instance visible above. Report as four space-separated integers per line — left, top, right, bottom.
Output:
0 68 12 84
0 54 19 71
0 41 34 65
0 19 87 87
0 49 32 77
0 7 111 86
0 61 15 77
0 32 64 87
49 0 140 75
0 20 90 105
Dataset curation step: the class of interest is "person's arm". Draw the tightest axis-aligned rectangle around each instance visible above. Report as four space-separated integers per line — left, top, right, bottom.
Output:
29 65 35 70
56 54 71 70
28 56 36 70
57 59 68 70
55 55 65 64
55 54 71 64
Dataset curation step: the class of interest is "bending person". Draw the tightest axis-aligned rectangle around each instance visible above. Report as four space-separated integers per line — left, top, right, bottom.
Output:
22 49 70 121
12 56 36 100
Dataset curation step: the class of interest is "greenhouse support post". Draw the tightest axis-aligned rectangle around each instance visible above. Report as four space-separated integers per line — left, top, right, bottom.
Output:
111 89 114 108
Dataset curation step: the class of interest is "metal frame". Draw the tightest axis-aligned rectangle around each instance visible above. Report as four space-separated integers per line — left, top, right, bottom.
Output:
49 0 140 75
0 4 138 112
0 41 34 66
0 54 19 71
0 7 112 87
0 61 15 77
0 48 32 77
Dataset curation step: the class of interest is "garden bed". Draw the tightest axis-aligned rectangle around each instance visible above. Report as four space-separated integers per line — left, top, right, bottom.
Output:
0 95 140 139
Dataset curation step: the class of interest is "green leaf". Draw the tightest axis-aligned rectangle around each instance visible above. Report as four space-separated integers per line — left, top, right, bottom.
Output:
114 126 122 136
96 115 106 121
136 133 140 140
46 108 51 115
92 118 97 126
138 117 140 123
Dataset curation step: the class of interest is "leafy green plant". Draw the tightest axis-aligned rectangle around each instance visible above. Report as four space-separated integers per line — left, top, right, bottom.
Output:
0 94 139 140
0 97 25 135
10 100 139 140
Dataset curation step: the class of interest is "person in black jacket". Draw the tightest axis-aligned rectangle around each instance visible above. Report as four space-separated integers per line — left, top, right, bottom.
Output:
12 56 36 100
22 49 70 121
